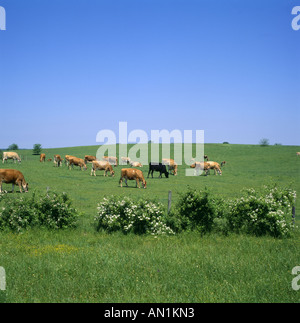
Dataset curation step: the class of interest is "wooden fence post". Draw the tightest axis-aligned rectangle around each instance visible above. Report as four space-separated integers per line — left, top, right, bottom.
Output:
168 190 172 213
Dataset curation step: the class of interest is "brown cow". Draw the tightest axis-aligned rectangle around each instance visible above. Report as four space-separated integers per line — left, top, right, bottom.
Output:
162 158 178 176
190 162 211 176
54 155 63 167
91 161 115 177
40 153 46 162
297 152 300 157
85 155 97 163
119 168 147 188
206 161 222 175
68 157 87 171
65 155 76 166
0 169 28 193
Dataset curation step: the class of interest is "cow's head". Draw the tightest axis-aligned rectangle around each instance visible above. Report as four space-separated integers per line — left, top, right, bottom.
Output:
23 181 29 192
143 180 147 189
165 171 169 178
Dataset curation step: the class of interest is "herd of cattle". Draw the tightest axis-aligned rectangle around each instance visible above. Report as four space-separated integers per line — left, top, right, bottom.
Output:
0 151 227 193
1 149 299 193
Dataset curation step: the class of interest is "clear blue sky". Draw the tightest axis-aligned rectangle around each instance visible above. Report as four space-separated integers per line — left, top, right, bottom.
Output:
0 0 299 148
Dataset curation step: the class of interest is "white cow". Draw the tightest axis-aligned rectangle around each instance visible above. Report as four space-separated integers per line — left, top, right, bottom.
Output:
2 152 21 164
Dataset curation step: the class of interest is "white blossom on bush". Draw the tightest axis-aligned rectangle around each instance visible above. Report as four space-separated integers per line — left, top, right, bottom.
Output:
227 186 296 237
95 196 174 235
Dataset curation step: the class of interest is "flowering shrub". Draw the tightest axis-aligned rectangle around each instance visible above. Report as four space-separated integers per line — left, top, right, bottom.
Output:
226 186 296 237
0 194 39 232
95 196 174 235
167 188 216 234
37 192 79 229
0 192 79 232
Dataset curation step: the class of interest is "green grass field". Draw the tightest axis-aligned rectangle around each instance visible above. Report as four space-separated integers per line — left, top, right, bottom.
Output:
0 143 300 303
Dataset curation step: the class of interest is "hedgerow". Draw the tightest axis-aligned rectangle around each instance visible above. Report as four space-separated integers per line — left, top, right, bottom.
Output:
0 192 79 232
0 185 295 238
95 186 296 237
95 185 296 237
167 185 296 238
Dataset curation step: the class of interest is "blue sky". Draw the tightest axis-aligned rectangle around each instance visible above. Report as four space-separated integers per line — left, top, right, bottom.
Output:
0 0 299 148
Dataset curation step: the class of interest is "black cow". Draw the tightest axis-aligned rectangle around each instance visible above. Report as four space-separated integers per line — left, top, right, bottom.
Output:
148 162 169 178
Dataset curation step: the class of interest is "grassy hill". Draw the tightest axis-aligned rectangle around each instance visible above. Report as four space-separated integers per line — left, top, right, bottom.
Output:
6 143 300 222
0 143 299 302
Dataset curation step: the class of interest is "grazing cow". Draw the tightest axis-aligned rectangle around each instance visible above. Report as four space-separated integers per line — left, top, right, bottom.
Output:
119 168 147 188
47 158 52 162
130 161 143 167
68 157 87 171
204 155 209 161
84 155 97 164
91 161 115 177
40 153 46 162
0 169 28 193
148 163 169 178
206 161 222 175
221 161 226 167
297 152 300 157
64 155 73 164
190 162 211 176
121 157 131 165
54 155 63 167
2 152 21 164
102 156 118 166
65 155 77 166
162 158 178 176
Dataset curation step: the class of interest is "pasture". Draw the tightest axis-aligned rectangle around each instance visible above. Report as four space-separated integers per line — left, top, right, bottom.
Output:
0 143 299 303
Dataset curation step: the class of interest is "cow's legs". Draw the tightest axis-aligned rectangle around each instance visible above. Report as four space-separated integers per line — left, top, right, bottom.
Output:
17 182 23 193
136 179 140 188
11 183 14 193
